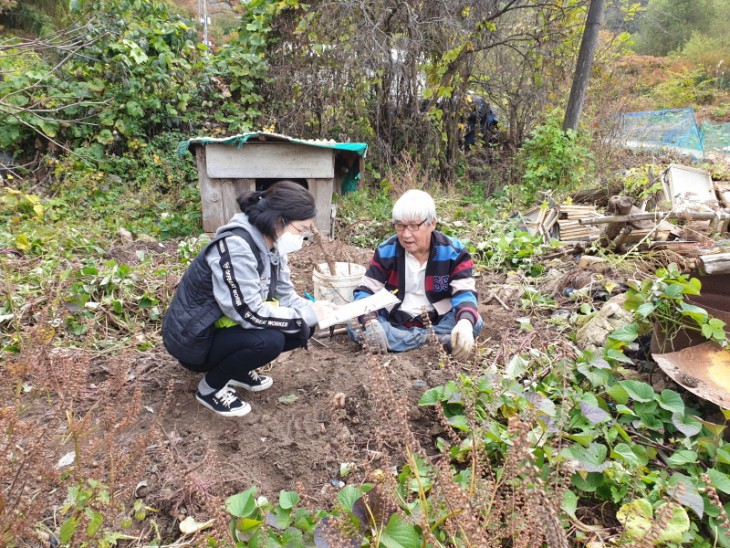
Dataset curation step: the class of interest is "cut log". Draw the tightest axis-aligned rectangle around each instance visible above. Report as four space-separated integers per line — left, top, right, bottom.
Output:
698 253 730 275
606 195 655 229
580 210 730 225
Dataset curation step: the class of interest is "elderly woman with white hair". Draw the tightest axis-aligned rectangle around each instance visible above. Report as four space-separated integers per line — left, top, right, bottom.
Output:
348 189 483 358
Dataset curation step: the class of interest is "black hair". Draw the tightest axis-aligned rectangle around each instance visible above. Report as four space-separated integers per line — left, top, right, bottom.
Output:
236 180 316 240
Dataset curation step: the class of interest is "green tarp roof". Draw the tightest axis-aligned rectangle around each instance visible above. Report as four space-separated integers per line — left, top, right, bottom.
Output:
179 132 368 157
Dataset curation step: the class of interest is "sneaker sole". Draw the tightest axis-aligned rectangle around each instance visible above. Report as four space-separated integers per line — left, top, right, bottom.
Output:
228 377 273 392
196 395 252 417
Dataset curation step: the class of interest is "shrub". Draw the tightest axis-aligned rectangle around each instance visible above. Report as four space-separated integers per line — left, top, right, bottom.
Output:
516 111 594 205
1 2 52 34
0 0 203 162
679 33 730 90
650 68 716 108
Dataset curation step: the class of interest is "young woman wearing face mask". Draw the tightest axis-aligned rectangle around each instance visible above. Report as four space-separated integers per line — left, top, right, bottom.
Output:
162 180 335 417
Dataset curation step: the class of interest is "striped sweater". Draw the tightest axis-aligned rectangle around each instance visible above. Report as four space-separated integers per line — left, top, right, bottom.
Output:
353 230 480 325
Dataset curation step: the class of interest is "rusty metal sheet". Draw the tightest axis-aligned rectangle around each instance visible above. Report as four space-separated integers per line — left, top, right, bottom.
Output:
653 342 730 409
650 274 730 407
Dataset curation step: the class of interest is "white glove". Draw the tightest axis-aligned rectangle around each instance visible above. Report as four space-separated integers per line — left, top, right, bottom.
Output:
363 319 388 354
450 318 474 360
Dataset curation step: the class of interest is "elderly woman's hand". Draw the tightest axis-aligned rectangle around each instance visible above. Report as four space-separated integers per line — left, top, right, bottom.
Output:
450 319 474 360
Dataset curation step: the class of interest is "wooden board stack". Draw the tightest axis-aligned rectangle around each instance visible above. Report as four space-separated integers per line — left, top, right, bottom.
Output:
557 205 603 242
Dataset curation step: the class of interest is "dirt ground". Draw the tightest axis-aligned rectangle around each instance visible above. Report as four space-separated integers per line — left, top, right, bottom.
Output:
11 230 695 545
2 233 530 544
132 240 516 535
11 234 720 543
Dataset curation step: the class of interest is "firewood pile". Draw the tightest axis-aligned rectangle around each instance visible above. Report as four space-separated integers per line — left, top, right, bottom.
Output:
520 164 730 275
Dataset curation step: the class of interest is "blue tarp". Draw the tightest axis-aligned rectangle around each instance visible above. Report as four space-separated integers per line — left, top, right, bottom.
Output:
179 131 368 157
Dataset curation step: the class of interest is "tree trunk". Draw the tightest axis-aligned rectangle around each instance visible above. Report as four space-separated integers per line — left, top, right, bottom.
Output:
563 0 606 132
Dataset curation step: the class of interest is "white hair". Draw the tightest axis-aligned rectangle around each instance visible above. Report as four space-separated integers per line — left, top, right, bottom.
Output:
392 189 437 223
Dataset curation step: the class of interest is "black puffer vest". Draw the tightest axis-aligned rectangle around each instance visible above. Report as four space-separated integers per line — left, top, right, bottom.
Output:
162 229 264 367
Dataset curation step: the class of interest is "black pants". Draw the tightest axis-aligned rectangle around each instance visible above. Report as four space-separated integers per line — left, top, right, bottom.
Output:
181 327 305 390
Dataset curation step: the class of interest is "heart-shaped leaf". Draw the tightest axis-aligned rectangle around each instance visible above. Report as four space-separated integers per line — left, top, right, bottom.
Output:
580 400 611 424
668 474 704 518
657 390 685 414
619 380 655 402
617 498 652 539
672 413 702 437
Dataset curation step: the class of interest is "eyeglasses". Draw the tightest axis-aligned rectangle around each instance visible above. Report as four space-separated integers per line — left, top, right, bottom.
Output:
394 219 429 233
288 222 313 236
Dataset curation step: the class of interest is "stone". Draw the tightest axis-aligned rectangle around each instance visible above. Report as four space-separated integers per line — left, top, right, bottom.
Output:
578 255 607 269
575 293 632 353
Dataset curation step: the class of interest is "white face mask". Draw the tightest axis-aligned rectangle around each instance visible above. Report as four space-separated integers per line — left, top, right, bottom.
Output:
275 231 304 255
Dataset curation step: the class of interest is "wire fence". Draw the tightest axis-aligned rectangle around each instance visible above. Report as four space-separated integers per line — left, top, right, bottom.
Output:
618 107 730 159
618 108 706 157
702 120 730 155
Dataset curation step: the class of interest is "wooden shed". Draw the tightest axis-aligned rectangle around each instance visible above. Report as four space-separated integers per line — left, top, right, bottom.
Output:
181 132 368 236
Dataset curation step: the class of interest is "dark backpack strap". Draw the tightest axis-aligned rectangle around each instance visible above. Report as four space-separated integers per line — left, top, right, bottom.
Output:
219 228 277 301
267 255 278 302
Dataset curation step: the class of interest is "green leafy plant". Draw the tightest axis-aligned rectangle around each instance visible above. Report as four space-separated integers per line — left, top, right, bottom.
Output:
1 0 204 160
516 110 594 205
471 225 553 275
177 234 210 266
419 347 730 546
57 479 138 547
606 263 728 362
0 187 45 221
650 68 716 108
4 2 53 34
620 163 665 204
210 0 305 133
519 287 558 313
221 486 325 546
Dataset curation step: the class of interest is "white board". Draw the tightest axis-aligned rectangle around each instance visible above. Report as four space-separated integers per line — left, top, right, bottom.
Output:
662 164 718 209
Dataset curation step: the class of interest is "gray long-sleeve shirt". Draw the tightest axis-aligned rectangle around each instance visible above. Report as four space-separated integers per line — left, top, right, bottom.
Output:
208 214 318 331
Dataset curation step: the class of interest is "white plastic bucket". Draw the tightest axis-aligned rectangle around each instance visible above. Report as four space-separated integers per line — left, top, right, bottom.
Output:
312 262 366 305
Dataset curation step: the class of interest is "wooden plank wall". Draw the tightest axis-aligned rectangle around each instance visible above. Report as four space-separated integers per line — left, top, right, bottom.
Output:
196 145 337 235
196 149 255 234
308 177 334 235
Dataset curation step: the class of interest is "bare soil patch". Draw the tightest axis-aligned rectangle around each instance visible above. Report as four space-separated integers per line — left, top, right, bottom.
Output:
134 241 516 535
117 242 474 535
